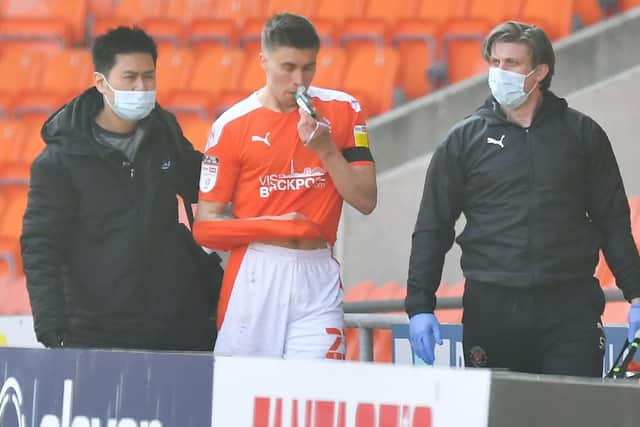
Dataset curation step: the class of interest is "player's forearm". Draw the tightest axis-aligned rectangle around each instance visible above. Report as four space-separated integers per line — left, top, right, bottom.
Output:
318 147 377 215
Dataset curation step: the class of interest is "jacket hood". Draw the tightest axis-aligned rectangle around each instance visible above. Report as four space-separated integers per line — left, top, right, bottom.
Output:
476 90 569 126
41 86 105 147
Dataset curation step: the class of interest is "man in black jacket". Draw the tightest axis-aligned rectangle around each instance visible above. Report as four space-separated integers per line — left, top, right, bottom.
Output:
406 21 640 377
21 27 209 350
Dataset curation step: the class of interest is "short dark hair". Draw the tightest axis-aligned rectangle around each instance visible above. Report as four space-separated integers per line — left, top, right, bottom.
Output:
482 21 555 91
92 26 158 75
261 13 320 52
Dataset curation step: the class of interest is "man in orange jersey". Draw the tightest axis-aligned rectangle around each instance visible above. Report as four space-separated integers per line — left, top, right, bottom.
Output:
193 13 377 359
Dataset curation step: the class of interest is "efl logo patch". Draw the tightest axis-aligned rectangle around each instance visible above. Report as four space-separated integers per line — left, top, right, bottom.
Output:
353 125 369 148
199 156 219 193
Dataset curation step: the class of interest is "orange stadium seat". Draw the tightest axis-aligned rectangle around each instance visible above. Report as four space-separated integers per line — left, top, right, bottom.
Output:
519 0 575 40
573 0 605 28
341 46 399 117
312 0 366 24
0 0 87 45
238 19 265 57
14 49 93 118
343 280 375 361
0 120 28 178
18 124 46 172
179 116 212 152
620 0 640 11
265 0 315 16
139 19 185 50
211 0 266 23
187 19 238 53
368 282 401 363
166 47 245 119
441 20 491 84
463 0 522 25
339 0 416 53
165 0 216 21
0 275 31 315
88 0 116 19
0 49 44 112
112 0 168 19
391 20 440 98
0 20 70 54
155 48 195 104
411 0 468 24
312 47 348 89
0 185 28 277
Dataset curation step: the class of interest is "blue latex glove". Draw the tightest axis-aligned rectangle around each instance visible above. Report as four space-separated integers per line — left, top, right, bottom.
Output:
628 304 640 343
409 313 443 365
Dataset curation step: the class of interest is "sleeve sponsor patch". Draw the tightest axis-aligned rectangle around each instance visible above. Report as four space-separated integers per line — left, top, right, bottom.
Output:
199 156 219 193
353 125 369 148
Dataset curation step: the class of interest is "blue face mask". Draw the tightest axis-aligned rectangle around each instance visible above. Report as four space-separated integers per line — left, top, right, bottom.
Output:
99 73 156 122
487 67 537 110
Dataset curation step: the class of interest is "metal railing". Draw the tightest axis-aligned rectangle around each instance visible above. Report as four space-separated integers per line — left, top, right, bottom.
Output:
344 288 626 361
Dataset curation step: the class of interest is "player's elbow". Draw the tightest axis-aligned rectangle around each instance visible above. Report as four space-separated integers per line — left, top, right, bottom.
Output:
358 196 377 215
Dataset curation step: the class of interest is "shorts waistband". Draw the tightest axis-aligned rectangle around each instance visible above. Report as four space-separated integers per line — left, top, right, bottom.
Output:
248 242 331 259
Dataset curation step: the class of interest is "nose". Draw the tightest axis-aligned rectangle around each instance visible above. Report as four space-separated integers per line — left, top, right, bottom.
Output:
292 68 304 86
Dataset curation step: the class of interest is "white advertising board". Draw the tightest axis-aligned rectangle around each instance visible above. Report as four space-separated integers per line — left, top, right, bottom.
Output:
213 356 491 427
0 315 41 348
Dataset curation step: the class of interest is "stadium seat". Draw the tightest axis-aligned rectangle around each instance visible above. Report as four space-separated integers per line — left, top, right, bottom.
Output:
88 0 116 19
410 0 468 24
155 48 195 104
238 19 265 57
179 117 212 152
265 0 315 16
441 20 492 84
338 0 415 54
463 0 523 25
0 0 87 45
166 47 245 118
0 20 71 54
210 0 266 24
165 0 216 22
620 0 640 11
14 49 93 118
0 185 28 277
519 0 575 40
139 19 185 50
112 0 168 19
391 20 440 98
312 47 348 89
187 19 238 53
0 120 28 178
0 50 44 112
311 0 366 24
343 280 375 361
573 0 605 28
341 46 399 117
0 275 31 315
367 282 401 363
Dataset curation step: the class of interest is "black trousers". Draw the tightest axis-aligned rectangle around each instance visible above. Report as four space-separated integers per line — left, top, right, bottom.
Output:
462 280 606 377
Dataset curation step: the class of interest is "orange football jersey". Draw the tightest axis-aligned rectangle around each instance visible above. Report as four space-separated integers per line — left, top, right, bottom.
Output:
197 86 374 246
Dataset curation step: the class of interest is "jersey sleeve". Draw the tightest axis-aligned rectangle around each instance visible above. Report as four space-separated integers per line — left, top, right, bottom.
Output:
198 119 241 203
340 97 374 166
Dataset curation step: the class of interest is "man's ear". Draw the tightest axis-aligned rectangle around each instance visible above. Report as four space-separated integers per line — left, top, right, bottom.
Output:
534 63 549 85
94 72 106 94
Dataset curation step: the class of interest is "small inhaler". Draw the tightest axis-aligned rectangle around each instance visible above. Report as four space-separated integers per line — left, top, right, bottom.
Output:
295 86 318 119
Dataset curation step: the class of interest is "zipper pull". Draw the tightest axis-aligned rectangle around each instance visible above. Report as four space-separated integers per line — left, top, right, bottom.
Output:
130 168 135 179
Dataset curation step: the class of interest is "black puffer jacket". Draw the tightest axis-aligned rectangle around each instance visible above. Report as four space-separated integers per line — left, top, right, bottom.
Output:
21 87 205 348
406 91 640 316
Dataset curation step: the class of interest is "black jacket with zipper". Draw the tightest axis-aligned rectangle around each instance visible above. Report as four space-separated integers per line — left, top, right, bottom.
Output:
406 91 640 316
20 87 205 348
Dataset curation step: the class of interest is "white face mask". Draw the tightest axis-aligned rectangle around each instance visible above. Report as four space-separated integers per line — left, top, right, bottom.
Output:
487 67 537 110
99 73 156 122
